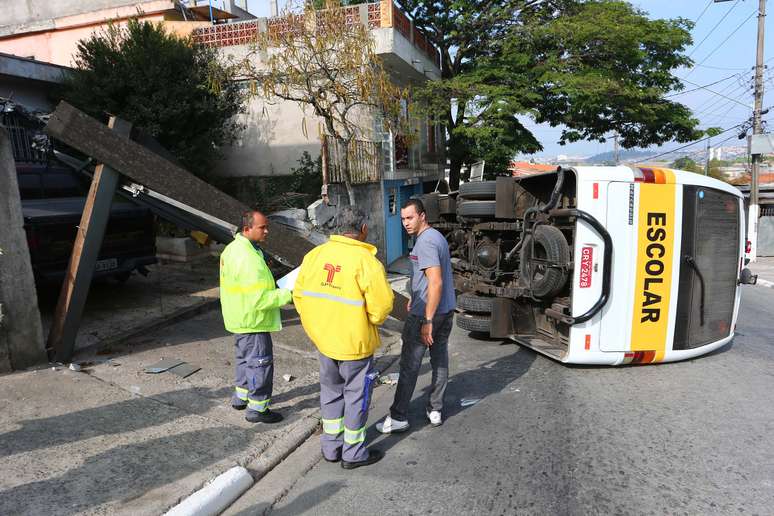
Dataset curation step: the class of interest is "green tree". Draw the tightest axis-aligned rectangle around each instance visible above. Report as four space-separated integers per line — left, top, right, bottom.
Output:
405 0 704 189
670 156 702 173
63 19 245 179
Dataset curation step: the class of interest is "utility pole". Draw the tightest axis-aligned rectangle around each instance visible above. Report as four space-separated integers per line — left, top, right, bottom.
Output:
749 0 766 262
705 138 711 176
613 133 620 164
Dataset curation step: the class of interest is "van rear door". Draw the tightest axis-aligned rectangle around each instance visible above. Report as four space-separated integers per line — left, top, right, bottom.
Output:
601 179 682 362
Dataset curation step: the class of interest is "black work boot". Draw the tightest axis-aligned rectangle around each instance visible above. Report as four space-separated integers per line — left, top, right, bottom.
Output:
341 449 384 470
245 409 283 424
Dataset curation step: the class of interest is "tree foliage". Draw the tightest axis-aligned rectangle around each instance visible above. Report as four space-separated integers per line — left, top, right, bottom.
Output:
63 19 245 179
237 3 407 205
670 156 702 173
405 0 704 188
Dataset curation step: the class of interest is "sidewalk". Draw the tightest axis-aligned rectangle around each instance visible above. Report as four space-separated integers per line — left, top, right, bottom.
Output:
750 256 774 286
0 302 403 515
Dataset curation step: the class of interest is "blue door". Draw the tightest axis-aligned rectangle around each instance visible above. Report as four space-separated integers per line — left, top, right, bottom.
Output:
384 180 404 265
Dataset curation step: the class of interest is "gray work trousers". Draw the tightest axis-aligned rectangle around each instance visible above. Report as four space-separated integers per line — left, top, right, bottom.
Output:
232 332 273 415
390 312 454 422
318 352 377 463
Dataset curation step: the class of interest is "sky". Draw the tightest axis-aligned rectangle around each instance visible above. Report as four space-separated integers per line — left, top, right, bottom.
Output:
242 0 772 159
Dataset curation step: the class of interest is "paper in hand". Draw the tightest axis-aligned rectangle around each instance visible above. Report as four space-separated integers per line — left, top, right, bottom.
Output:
277 267 300 291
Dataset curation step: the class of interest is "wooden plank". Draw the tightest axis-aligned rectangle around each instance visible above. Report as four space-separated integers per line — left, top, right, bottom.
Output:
46 117 130 362
45 101 314 266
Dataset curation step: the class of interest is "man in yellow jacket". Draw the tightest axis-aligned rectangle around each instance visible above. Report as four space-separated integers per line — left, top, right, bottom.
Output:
294 206 394 469
220 210 292 424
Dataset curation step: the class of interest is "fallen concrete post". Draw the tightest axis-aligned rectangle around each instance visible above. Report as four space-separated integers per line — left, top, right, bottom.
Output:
44 101 409 321
164 466 254 516
0 127 46 371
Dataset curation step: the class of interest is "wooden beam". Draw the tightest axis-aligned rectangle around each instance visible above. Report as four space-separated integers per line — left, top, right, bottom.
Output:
47 117 130 362
45 101 314 266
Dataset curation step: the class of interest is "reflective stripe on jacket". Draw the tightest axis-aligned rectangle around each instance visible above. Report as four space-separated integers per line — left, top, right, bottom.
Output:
220 233 292 333
293 235 394 361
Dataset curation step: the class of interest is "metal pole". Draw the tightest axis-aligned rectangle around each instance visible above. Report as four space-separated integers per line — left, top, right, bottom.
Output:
705 138 711 175
748 0 766 262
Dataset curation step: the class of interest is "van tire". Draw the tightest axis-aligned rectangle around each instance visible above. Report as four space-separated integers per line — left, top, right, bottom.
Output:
457 293 494 313
458 200 496 217
459 181 497 200
520 225 570 299
456 313 491 333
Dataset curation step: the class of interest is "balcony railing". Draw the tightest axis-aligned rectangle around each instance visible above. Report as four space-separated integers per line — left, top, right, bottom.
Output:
191 1 441 67
323 135 383 185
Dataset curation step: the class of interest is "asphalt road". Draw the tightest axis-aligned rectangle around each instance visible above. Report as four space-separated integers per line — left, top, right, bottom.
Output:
264 286 774 515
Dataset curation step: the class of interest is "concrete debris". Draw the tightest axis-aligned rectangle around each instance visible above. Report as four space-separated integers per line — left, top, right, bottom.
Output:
307 199 336 228
167 362 201 378
378 372 400 385
68 363 82 372
282 374 295 382
144 358 184 374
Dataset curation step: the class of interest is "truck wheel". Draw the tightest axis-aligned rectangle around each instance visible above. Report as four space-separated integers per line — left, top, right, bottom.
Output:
520 225 570 299
456 313 491 333
457 293 494 313
458 200 496 217
459 181 497 200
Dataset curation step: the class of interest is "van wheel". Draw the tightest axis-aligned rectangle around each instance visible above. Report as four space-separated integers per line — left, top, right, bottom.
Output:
456 313 491 333
459 181 497 200
520 225 570 299
458 200 496 218
457 293 494 313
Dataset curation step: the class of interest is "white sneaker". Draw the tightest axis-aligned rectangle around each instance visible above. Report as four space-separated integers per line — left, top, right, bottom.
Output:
426 409 442 427
376 416 409 434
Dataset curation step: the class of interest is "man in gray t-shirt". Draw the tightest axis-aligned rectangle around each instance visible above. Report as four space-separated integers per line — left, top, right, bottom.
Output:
377 198 456 434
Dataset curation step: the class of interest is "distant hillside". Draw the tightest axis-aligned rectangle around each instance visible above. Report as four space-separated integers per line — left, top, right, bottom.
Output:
586 149 653 163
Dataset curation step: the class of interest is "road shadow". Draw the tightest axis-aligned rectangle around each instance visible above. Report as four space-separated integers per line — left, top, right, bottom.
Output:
0 427 252 516
229 481 346 516
367 345 536 455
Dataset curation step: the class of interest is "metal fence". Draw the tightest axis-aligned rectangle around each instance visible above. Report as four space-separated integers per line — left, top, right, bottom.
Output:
323 135 383 184
0 111 49 163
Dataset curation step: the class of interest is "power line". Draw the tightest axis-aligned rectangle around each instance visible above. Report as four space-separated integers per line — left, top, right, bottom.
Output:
695 64 751 71
691 10 758 71
645 123 745 161
682 78 755 108
687 0 741 60
693 0 715 24
665 74 739 98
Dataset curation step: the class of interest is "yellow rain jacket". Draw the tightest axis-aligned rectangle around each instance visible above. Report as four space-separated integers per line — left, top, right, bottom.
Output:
220 234 292 333
294 235 394 360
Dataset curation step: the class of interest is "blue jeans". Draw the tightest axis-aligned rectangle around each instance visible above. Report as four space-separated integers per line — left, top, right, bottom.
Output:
390 312 454 421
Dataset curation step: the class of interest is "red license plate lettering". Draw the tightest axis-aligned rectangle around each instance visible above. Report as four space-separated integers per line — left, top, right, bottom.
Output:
579 246 593 288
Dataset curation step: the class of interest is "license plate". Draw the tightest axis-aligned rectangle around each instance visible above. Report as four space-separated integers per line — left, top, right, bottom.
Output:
579 246 593 288
95 258 118 272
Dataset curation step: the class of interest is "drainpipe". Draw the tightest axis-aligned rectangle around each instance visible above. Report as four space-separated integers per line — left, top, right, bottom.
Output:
208 0 214 23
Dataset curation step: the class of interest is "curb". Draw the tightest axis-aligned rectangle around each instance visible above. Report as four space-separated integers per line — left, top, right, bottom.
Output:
243 415 321 481
165 466 254 516
222 335 405 514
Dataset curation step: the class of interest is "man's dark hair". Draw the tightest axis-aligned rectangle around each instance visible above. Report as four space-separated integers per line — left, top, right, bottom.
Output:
335 206 367 235
241 210 262 229
401 198 425 215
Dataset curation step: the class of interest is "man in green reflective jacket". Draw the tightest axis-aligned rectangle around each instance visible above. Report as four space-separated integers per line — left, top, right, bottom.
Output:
220 210 292 424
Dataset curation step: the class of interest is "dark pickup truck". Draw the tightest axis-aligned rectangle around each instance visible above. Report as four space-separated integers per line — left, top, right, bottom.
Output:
17 163 157 285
